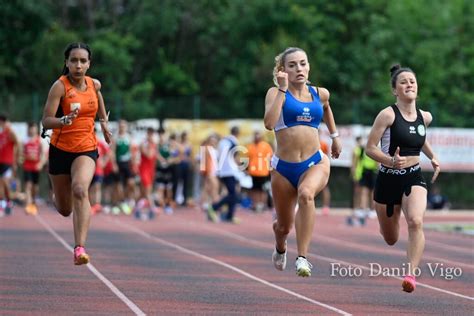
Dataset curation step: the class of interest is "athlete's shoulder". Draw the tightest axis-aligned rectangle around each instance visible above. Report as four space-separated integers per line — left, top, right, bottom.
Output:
50 78 66 96
419 109 432 125
376 105 396 124
314 86 329 100
91 78 101 91
265 86 279 97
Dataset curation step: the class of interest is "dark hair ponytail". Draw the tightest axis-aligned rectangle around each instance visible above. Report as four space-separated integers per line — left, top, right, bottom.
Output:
390 64 415 88
62 42 92 75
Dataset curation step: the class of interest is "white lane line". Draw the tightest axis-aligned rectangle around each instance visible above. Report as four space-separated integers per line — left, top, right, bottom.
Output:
112 218 352 316
35 215 146 316
180 219 474 301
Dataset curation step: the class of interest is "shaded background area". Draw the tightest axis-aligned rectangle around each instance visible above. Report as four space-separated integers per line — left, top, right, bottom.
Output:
1 0 473 125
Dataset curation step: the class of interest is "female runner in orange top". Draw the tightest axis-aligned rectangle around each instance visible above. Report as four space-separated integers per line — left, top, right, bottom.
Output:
41 42 112 265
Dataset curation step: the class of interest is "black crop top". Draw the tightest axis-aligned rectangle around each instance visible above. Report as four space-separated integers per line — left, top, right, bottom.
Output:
380 105 426 156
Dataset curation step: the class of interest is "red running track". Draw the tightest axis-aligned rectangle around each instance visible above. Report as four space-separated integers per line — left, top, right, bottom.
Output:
1 205 473 315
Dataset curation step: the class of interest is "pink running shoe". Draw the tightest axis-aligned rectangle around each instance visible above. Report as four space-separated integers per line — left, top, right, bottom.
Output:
402 275 416 293
74 246 90 265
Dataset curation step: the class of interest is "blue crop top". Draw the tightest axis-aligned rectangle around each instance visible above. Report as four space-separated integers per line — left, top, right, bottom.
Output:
274 85 324 131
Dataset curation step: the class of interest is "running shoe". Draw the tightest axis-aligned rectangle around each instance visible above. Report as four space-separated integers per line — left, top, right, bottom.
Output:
206 205 219 222
29 204 38 216
322 206 330 216
112 206 121 215
4 201 13 216
74 246 90 265
120 202 132 215
272 241 287 271
91 203 102 215
295 256 313 277
402 275 416 293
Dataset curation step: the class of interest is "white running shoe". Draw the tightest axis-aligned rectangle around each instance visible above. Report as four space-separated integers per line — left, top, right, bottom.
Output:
272 241 287 271
295 257 313 277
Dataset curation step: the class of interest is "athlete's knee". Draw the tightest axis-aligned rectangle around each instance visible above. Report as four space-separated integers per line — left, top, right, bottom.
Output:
297 187 315 206
407 216 423 231
274 221 291 236
72 182 88 200
381 231 398 245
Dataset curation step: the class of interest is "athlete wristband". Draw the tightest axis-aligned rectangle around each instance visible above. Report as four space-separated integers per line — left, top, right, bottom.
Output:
59 116 72 126
99 110 110 123
278 88 287 94
329 132 339 139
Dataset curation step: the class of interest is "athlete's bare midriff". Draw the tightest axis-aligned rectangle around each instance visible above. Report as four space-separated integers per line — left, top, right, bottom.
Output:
275 125 321 162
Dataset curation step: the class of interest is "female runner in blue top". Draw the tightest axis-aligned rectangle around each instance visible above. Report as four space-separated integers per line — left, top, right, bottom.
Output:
264 47 342 277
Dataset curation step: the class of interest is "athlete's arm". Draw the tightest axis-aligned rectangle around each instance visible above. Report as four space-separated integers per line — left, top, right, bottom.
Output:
94 79 112 144
264 87 286 130
366 108 400 167
419 110 440 182
264 71 288 130
319 87 341 159
42 80 77 129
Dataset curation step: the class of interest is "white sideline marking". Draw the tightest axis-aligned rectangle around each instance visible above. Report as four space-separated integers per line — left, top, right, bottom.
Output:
36 215 146 316
112 219 352 316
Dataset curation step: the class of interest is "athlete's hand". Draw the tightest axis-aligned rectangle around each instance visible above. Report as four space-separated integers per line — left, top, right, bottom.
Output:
392 147 407 169
100 122 113 144
430 157 440 183
331 137 342 159
61 109 79 126
276 71 288 91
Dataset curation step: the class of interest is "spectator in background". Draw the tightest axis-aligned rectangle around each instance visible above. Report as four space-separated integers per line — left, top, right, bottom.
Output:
23 122 45 215
0 113 21 217
350 136 364 212
89 132 111 214
206 126 241 224
199 133 219 211
246 130 273 212
347 137 376 226
135 127 158 219
177 131 193 206
155 128 174 214
111 119 135 215
358 148 378 219
427 185 450 210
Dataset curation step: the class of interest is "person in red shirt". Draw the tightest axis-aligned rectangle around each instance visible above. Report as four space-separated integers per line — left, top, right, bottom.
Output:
41 43 112 265
135 127 158 219
89 133 111 214
23 122 46 215
0 113 20 216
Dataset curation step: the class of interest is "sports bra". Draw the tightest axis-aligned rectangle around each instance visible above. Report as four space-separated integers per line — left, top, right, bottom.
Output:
380 105 426 156
274 85 324 131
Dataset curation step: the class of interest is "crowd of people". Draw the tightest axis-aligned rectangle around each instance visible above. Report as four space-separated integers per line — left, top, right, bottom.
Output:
0 116 279 221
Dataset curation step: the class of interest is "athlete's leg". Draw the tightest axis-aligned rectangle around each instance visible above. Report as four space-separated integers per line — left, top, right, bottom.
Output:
374 202 401 245
70 156 95 247
295 155 330 257
271 170 297 253
49 174 72 216
401 186 427 275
